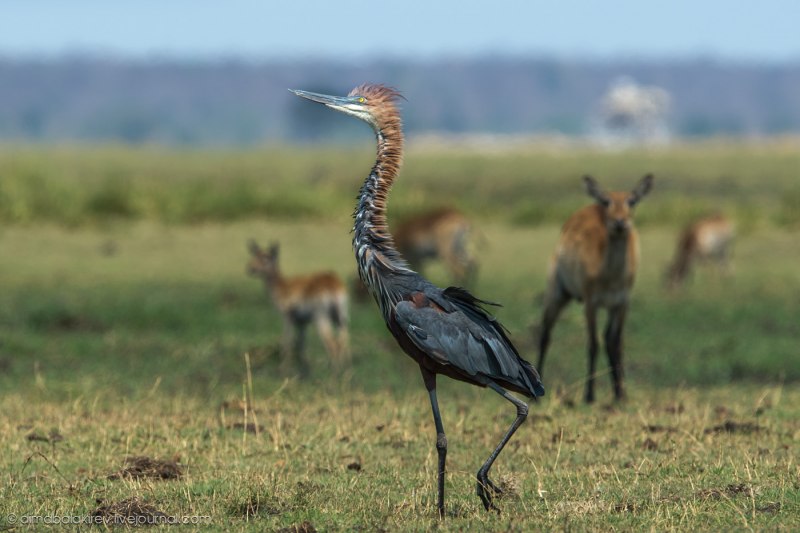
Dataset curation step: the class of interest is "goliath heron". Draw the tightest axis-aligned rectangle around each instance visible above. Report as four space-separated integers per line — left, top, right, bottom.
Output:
291 84 544 516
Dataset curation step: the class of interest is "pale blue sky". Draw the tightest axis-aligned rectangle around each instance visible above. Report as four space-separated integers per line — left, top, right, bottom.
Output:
2 0 798 61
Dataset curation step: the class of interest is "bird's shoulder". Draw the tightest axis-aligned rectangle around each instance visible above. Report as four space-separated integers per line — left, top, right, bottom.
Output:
392 282 514 353
391 280 544 397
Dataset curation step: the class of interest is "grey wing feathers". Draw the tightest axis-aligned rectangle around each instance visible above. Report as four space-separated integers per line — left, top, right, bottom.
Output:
394 291 544 398
395 302 495 374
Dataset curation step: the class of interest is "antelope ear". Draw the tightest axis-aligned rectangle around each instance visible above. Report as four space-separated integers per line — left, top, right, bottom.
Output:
583 175 609 205
247 239 261 255
628 173 654 206
268 242 280 258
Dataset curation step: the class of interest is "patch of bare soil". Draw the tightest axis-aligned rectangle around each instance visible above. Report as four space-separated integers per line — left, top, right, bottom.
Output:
90 497 169 527
107 456 182 480
26 429 64 444
643 424 677 433
664 403 685 414
497 474 521 499
757 502 781 514
219 399 260 413
277 521 317 533
704 420 764 435
226 422 264 434
28 307 107 333
615 483 758 513
642 437 659 451
696 483 755 499
228 494 283 518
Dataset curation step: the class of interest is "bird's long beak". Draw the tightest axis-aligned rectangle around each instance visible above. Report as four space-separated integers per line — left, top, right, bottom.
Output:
289 89 354 108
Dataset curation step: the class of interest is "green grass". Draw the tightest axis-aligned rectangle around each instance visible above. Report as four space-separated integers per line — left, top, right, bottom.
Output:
0 213 798 531
0 142 798 530
1 141 799 228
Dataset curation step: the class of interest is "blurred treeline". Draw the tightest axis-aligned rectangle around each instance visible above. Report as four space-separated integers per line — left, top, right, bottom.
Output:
1 143 798 228
0 57 799 143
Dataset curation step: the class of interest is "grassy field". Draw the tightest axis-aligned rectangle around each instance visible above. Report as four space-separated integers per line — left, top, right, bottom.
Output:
0 143 798 530
1 141 799 228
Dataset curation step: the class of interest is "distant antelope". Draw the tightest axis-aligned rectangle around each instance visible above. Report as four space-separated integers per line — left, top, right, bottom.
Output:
247 241 349 376
393 207 479 286
665 213 734 289
537 174 653 403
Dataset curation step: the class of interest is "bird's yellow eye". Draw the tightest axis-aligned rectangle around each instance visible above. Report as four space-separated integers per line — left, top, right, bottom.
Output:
358 97 366 103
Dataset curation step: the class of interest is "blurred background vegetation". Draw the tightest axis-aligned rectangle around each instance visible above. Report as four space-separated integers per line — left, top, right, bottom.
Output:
0 58 799 143
1 142 798 229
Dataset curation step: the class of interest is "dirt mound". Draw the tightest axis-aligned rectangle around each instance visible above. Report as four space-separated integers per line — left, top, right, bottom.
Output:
107 456 182 480
91 497 169 527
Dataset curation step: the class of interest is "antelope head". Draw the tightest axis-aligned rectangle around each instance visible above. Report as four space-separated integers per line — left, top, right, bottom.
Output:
247 240 281 280
584 174 653 236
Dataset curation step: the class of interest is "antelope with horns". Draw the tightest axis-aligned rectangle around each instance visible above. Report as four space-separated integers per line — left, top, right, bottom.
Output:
247 241 349 376
665 213 734 289
537 174 653 403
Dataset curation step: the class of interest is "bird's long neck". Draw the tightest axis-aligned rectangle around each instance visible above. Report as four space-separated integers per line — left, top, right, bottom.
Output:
353 115 412 303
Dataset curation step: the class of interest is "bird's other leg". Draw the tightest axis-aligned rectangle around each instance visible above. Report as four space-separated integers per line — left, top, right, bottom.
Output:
584 303 599 403
604 304 628 401
422 369 447 519
477 381 529 513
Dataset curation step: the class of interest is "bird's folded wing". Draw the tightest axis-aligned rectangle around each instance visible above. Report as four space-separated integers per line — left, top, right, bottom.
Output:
394 301 511 379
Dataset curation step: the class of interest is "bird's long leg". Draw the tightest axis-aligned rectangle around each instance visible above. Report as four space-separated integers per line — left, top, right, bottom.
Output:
422 369 447 518
477 381 529 512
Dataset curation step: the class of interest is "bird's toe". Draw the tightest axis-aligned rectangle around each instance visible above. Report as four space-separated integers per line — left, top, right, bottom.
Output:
476 476 501 513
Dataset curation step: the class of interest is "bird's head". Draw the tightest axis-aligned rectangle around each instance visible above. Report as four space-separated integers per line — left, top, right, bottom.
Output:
290 84 403 131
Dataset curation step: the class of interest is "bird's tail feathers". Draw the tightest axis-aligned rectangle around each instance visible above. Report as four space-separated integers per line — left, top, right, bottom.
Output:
522 360 546 398
443 286 501 308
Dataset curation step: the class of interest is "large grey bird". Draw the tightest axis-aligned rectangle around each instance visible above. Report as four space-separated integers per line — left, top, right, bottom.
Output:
291 84 544 517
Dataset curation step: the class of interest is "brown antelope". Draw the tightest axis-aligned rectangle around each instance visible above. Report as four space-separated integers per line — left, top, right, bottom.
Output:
537 174 653 403
393 207 479 286
247 241 349 376
665 213 734 289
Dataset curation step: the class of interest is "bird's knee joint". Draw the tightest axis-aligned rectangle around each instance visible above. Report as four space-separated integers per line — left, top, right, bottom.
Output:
517 403 529 418
436 433 447 451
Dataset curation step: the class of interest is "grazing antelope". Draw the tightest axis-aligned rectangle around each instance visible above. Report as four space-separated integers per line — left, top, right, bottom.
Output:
247 241 349 376
393 207 479 287
665 213 735 289
537 174 653 403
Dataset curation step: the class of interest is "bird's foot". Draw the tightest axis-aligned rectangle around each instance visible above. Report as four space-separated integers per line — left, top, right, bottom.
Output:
476 473 503 512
